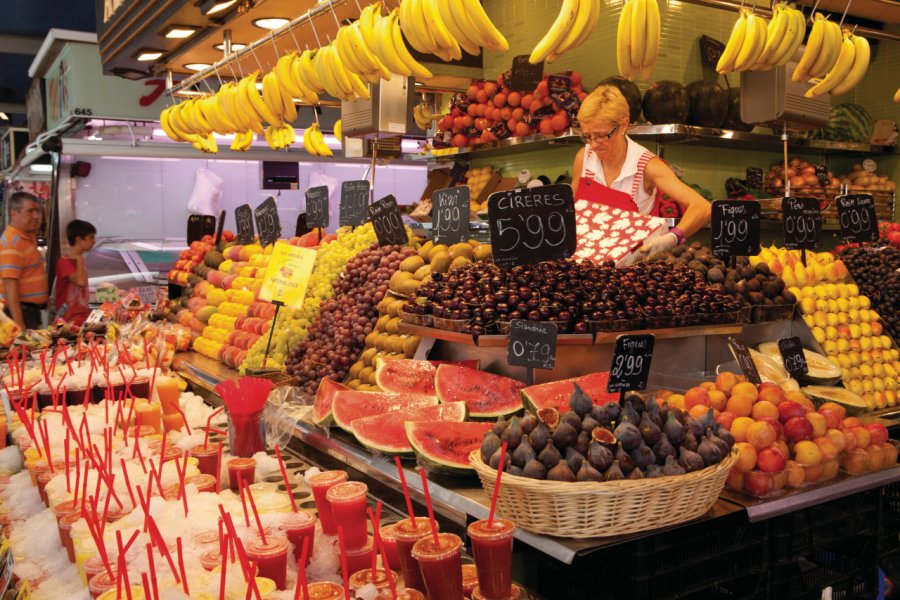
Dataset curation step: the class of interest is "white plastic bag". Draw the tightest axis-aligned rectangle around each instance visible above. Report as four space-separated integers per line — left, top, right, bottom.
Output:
187 168 224 215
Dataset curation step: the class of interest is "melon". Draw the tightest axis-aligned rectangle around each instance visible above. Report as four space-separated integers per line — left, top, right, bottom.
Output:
749 349 791 385
312 378 349 426
374 358 480 395
196 306 217 324
801 386 867 415
757 342 843 385
599 76 642 123
351 401 467 455
642 81 689 125
686 80 727 128
723 88 754 132
521 372 618 414
331 391 438 432
434 365 524 419
406 421 494 475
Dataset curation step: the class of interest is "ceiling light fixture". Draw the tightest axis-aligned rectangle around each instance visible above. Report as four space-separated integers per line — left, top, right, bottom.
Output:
135 49 163 61
30 164 53 174
252 18 290 30
184 63 212 71
0 113 7 121
163 25 199 39
214 42 246 52
199 0 237 15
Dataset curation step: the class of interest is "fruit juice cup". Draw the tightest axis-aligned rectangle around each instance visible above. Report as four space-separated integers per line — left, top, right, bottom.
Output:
349 568 398 592
155 377 181 415
97 586 145 600
467 518 516 598
472 584 522 600
283 511 316 565
393 518 439 593
28 459 49 487
105 501 134 523
76 536 103 584
191 444 220 477
53 501 79 544
376 590 424 600
227 457 257 492
186 473 218 493
255 492 292 514
129 377 151 400
379 523 401 570
308 470 348 535
192 529 221 549
343 536 374 577
162 412 184 433
245 535 290 590
305 582 346 599
133 399 162 434
411 533 463 600
88 568 118 599
249 482 277 495
127 425 156 439
462 563 480 597
58 512 80 562
84 554 118 591
326 481 368 549
200 547 222 571
161 445 182 463
36 470 54 506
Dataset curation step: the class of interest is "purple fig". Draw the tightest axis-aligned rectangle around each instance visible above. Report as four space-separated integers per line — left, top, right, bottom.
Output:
560 410 582 431
706 428 730 457
500 416 522 450
639 412 662 446
551 422 578 449
538 443 562 469
683 431 699 452
480 431 501 463
580 416 600 434
528 422 550 451
604 460 625 481
587 441 614 471
519 413 538 435
546 461 576 482
522 459 547 480
697 436 723 467
575 431 590 456
590 404 610 425
662 454 686 476
568 382 593 417
614 421 642 451
684 415 704 438
630 442 656 468
537 407 560 430
565 447 585 474
715 423 735 449
679 447 705 472
615 442 636 474
603 401 621 422
576 460 604 482
506 464 523 477
491 416 507 437
653 433 675 464
627 468 644 480
663 411 684 446
645 464 663 478
623 392 647 413
511 439 536 468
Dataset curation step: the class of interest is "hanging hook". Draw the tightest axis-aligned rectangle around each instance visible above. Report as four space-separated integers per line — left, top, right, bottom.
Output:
808 0 821 22
839 0 853 28
270 31 280 62
247 44 265 73
328 2 342 29
307 12 323 47
353 0 363 12
212 64 223 87
287 19 303 52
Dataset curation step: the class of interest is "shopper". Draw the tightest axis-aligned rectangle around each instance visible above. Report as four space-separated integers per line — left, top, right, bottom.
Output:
54 219 97 326
0 192 48 330
572 84 711 255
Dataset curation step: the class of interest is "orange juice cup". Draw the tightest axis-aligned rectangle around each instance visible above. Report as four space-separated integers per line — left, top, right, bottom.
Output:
155 377 181 415
162 412 184 433
133 399 162 434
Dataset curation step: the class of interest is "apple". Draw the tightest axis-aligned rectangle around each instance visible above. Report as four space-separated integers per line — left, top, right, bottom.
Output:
757 446 787 472
784 416 815 443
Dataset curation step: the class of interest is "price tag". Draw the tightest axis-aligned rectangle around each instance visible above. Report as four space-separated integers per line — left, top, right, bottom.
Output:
306 185 330 228
432 186 469 245
340 180 371 227
507 319 557 370
699 35 726 69
777 336 809 377
711 200 761 259
727 336 761 385
836 194 878 244
863 158 877 173
295 213 313 237
781 197 822 250
134 286 158 306
814 165 831 188
608 334 655 393
746 167 763 191
235 204 255 245
258 241 318 309
254 197 282 248
84 309 105 326
369 195 408 246
186 214 216 244
487 184 576 269
509 55 544 92
95 286 119 304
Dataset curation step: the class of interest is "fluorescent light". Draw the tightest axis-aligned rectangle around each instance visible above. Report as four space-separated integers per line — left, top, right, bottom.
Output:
202 0 237 14
30 164 52 173
86 134 103 141
136 50 163 61
214 42 246 52
0 113 7 120
163 26 199 39
184 63 211 71
252 18 289 30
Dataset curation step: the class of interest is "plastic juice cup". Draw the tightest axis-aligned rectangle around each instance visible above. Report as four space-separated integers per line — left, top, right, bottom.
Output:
343 535 374 576
249 482 277 495
162 412 184 432
326 481 368 549
472 584 522 600
200 547 223 571
349 568 398 591
411 533 463 600
97 586 145 600
58 512 80 562
467 518 516 598
127 425 156 439
245 535 290 590
190 444 219 477
133 399 162 434
87 568 118 599
283 511 316 565
255 492 293 514
186 473 217 493
308 470 348 535
36 470 54 506
105 501 135 523
76 536 103 584
227 457 256 492
305 582 345 599
84 554 118 589
393 518 438 593
161 446 182 463
192 529 220 549
155 377 181 415
28 460 48 487
379 523 401 570
129 377 151 400
462 563 480 597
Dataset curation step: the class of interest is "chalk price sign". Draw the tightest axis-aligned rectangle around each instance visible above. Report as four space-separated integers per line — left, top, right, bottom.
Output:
432 186 469 245
728 336 762 385
368 195 408 246
507 319 557 370
235 204 254 244
781 197 822 250
254 197 281 248
777 336 809 377
339 180 370 227
836 194 878 244
711 200 761 258
607 334 655 393
305 186 329 228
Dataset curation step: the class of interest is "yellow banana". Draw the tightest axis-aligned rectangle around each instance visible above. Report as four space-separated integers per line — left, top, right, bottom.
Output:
313 47 343 99
261 72 286 123
734 13 765 71
717 11 747 73
326 43 357 99
642 0 659 73
630 0 647 71
334 119 342 142
274 53 303 100
399 0 430 54
168 103 195 136
302 124 316 156
530 0 579 64
374 11 413 76
389 9 434 79
771 8 805 67
350 21 391 80
277 76 298 122
805 31 856 97
160 107 184 142
552 0 599 58
828 34 869 96
617 0 634 79
436 0 480 56
359 4 380 50
421 0 460 59
300 50 324 92
245 72 281 126
809 19 841 78
460 0 508 52
793 14 825 81
347 70 371 100
758 4 786 66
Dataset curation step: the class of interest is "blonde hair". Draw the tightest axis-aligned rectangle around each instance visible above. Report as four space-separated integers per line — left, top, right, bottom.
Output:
577 84 630 126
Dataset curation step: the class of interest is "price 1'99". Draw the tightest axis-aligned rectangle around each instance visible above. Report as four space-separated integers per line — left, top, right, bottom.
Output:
712 219 749 245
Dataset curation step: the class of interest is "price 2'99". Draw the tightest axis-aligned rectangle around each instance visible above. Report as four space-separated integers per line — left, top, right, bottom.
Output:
612 353 644 379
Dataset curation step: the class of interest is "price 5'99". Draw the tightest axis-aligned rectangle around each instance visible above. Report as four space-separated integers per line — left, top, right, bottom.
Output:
495 211 568 252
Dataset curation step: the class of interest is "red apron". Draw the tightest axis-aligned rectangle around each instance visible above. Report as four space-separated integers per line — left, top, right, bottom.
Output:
575 177 639 213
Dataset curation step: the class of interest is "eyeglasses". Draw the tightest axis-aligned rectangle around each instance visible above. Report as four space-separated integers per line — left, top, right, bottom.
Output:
580 124 619 144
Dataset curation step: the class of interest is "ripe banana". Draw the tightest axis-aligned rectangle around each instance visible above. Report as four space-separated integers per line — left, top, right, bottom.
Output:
261 72 286 124
829 34 869 96
245 72 281 126
805 30 856 97
160 107 184 142
641 0 660 78
530 0 579 64
436 0 481 56
230 131 254 152
334 119 342 144
421 0 461 60
630 0 647 72
388 8 434 79
617 0 634 78
793 13 826 82
459 0 509 52
733 12 766 72
551 0 600 60
808 18 842 78
413 102 440 129
373 9 413 76
717 10 748 74
769 6 805 67
302 122 332 157
758 4 787 66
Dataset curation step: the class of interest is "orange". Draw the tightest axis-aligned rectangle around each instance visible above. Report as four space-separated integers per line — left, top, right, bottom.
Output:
746 421 777 450
708 390 728 412
726 394 754 418
733 442 758 472
730 417 755 443
750 401 779 421
656 390 674 402
731 382 759 402
805 413 827 438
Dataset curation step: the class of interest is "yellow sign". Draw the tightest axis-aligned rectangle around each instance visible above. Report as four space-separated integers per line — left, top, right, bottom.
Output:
258 242 317 309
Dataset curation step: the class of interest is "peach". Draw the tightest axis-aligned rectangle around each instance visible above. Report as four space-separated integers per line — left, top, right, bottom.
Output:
726 395 754 418
812 437 839 461
785 460 806 488
758 384 785 406
715 371 740 395
751 401 780 421
700 381 716 392
843 429 858 452
757 446 787 473
689 404 710 421
819 402 847 421
708 390 728 412
865 423 889 446
821 459 840 480
759 417 784 440
794 440 823 466
785 391 815 412
805 412 828 438
744 470 774 497
778 401 807 424
784 416 814 443
746 421 777 450
734 442 758 472
730 417 755 443
843 417 863 429
731 382 760 402
817 407 843 430
842 448 869 474
667 394 685 410
866 445 885 471
851 426 872 449
771 469 788 491
684 387 711 410
883 442 899 465
825 428 847 452
726 469 745 491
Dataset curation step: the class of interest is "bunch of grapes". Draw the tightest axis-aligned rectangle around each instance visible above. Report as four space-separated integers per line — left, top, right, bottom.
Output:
286 244 417 395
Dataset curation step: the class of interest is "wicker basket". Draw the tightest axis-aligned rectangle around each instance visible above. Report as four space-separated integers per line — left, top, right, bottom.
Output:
469 448 737 538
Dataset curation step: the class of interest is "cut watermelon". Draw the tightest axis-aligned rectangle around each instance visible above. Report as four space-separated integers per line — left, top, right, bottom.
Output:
312 378 349 426
375 358 481 394
434 365 524 419
406 421 494 475
331 391 438 432
351 401 468 455
521 372 619 414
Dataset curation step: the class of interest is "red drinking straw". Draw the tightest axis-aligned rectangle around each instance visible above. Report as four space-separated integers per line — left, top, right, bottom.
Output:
488 442 508 527
146 543 159 600
375 519 398 600
239 476 252 527
293 537 310 600
115 530 133 600
274 446 299 512
215 441 224 492
394 456 417 528
64 437 71 492
176 537 189 595
219 532 228 600
418 470 440 546
367 503 382 579
141 572 152 600
336 526 351 600
120 458 136 507
204 407 225 447
242 478 267 543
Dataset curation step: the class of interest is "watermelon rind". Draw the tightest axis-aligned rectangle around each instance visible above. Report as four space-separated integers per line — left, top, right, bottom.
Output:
522 372 618 414
375 358 481 394
331 391 438 432
351 401 468 455
406 421 494 476
434 365 524 419
312 378 349 427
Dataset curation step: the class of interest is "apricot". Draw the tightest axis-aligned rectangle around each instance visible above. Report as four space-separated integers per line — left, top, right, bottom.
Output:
733 442 758 472
751 401 779 421
865 423 889 446
715 371 740 395
758 386 785 406
851 426 872 449
817 407 843 430
746 421 777 450
812 436 839 461
843 429 858 452
684 387 711 410
730 417 755 443
819 402 847 421
794 440 823 466
708 390 728 412
785 391 815 412
805 412 828 438
716 411 737 430
785 460 806 488
883 442 899 465
842 448 869 474
731 382 759 402
726 395 754 418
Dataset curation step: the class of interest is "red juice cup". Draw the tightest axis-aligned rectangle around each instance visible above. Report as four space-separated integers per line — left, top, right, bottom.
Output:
393 518 439 594
87 568 118 599
185 473 217 493
349 568 397 592
472 584 522 600
36 470 53 506
84 554 118 588
190 444 219 477
467 518 516 598
376 590 424 600
283 511 316 565
227 457 256 492
308 470 347 536
411 533 463 600
306 582 345 599
129 377 151 399
326 482 368 549
200 548 222 571
58 512 80 563
379 523 401 570
343 535 374 576
245 534 290 590
462 564 480 597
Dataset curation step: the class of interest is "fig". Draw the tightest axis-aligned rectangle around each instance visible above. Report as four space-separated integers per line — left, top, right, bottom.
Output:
662 455 686 477
645 464 663 478
684 415 704 438
697 436 723 467
614 422 642 451
587 441 614 472
551 422 578 449
546 461 576 482
615 442 636 474
580 416 600 434
489 447 504 469
698 408 715 431
630 442 656 469
492 416 508 437
590 404 610 425
522 459 547 480
519 413 538 435
560 410 582 431
647 398 663 428
682 431 699 453
506 465 523 477
591 427 617 449
565 447 586 474
639 412 662 446
603 460 625 481
603 401 621 423
575 431 590 456
528 422 550 451
653 433 675 464
658 401 669 424
538 443 562 470
715 423 735 449
576 459 604 482
511 439 536 468
620 403 641 426
664 411 685 446
706 428 730 457
627 468 644 480
569 382 593 417
623 392 647 413
480 431 502 463
678 447 704 472
537 407 560 429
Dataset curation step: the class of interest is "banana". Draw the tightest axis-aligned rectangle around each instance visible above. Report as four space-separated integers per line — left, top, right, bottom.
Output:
168 103 196 137
351 21 391 80
389 9 434 79
261 72 286 123
334 119 342 143
828 34 869 96
245 72 281 126
160 107 184 142
359 4 380 51
630 0 647 71
346 70 372 100
734 13 765 71
551 0 600 60
641 0 660 75
793 14 825 81
717 11 747 73
436 0 481 57
530 0 579 64
313 46 345 99
399 0 430 54
758 4 786 66
421 0 461 59
299 50 324 93
326 44 356 99
805 30 856 97
335 26 366 76
809 19 841 78
460 0 509 52
374 11 413 76
617 0 634 79
895 88 900 103
277 75 298 122
771 7 806 67
305 123 332 157
302 124 316 156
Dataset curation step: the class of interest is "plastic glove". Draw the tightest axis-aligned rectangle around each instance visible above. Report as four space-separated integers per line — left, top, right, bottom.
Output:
640 232 678 256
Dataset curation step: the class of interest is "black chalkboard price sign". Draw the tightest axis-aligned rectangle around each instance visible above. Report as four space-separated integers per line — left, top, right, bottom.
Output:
509 55 544 92
836 194 878 244
699 35 725 69
781 197 822 251
187 214 217 244
306 186 329 228
487 184 576 269
777 336 809 377
340 180 370 227
254 197 281 248
235 204 255 244
432 186 469 245
607 334 655 393
711 200 761 259
295 213 313 237
727 336 762 385
369 195 408 246
507 320 557 371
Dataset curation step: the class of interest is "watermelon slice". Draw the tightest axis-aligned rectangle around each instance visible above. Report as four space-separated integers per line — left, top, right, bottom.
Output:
331 391 438 432
521 372 619 414
312 378 349 426
351 401 468 455
375 358 481 395
434 365 524 419
406 421 494 475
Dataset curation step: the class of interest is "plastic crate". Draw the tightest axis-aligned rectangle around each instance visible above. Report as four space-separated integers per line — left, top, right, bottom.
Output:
770 540 878 600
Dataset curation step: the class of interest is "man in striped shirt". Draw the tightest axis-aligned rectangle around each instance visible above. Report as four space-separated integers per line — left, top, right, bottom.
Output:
1 192 48 330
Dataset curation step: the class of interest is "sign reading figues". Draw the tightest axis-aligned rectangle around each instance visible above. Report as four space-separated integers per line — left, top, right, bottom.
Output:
607 334 655 393
711 200 761 258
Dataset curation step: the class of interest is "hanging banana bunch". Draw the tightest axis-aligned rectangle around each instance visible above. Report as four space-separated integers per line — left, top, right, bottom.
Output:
616 0 661 81
716 8 768 74
413 101 440 129
302 122 333 156
529 0 600 64
334 119 343 147
792 13 842 82
754 3 806 70
804 29 870 97
894 88 900 103
397 0 509 61
160 100 219 154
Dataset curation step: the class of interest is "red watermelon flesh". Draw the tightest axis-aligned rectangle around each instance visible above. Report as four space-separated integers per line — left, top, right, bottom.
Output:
521 372 619 414
331 391 438 432
434 365 524 419
312 378 349 426
406 421 494 475
351 401 468 454
375 358 481 394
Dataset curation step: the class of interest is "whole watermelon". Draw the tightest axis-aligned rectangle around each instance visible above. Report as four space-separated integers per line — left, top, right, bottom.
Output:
723 88 754 132
642 81 689 124
685 80 727 128
599 76 642 123
809 103 873 143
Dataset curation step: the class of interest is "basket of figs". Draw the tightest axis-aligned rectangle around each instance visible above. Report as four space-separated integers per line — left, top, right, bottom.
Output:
469 385 737 538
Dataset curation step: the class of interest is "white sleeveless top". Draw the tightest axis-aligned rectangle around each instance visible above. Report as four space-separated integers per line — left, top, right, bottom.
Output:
580 136 658 214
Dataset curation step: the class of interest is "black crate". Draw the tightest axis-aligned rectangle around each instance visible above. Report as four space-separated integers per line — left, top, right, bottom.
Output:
881 483 900 557
770 539 878 600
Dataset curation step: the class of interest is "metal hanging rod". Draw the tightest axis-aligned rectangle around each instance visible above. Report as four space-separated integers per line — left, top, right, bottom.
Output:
167 0 352 96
